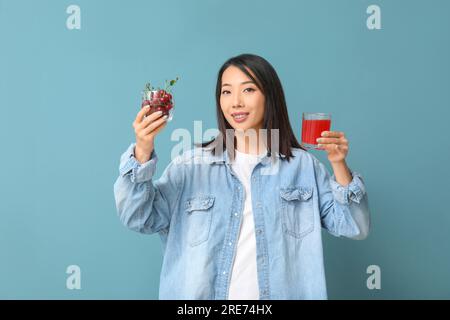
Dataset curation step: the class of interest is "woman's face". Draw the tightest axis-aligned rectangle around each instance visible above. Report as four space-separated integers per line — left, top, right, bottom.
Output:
220 66 265 132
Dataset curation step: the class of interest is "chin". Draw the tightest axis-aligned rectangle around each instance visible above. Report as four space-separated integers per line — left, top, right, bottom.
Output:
231 122 250 130
228 120 254 131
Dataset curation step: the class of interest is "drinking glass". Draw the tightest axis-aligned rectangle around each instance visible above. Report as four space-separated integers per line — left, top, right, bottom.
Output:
301 112 331 149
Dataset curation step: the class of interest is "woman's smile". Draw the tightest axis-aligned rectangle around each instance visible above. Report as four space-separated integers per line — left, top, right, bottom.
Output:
231 111 250 123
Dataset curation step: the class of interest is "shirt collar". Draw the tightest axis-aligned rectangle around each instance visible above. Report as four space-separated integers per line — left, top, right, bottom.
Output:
202 145 286 166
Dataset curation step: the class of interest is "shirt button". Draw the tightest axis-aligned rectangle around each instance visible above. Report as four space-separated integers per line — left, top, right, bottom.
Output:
256 229 263 234
223 271 227 275
228 242 232 246
234 212 238 216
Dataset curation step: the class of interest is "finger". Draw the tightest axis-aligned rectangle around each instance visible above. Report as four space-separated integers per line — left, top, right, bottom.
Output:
142 110 164 128
316 137 343 145
139 111 165 129
147 118 168 136
318 143 340 152
321 131 344 138
135 105 151 125
152 120 167 135
141 115 168 135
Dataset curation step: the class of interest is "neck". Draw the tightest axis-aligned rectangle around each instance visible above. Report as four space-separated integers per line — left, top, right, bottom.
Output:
234 128 267 155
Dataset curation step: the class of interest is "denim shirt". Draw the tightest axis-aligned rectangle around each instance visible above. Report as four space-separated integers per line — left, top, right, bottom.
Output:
113 143 370 300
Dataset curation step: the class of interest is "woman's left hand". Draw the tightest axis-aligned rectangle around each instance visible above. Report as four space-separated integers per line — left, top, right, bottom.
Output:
316 131 349 164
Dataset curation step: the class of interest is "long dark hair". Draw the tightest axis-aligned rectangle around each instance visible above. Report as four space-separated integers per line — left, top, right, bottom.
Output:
200 53 304 160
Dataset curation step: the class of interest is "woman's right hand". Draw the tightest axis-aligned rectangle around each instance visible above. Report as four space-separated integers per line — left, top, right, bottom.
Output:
133 107 168 164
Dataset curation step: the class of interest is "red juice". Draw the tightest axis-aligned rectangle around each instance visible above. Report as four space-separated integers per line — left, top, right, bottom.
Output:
301 119 331 147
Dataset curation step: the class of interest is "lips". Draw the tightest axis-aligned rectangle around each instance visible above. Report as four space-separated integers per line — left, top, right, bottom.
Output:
231 112 249 122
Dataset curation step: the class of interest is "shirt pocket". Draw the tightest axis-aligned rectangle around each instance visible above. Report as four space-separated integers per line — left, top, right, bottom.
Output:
185 195 215 247
279 187 314 239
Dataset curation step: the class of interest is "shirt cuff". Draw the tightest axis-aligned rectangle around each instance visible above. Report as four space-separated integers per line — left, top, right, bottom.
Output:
119 143 158 183
329 171 366 205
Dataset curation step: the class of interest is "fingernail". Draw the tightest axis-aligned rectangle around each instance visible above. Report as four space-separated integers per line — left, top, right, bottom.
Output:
145 105 151 109
156 110 163 114
322 132 327 136
316 138 321 142
163 115 168 120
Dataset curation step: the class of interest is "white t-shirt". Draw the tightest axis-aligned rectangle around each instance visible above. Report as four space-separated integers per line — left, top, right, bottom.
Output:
228 148 266 300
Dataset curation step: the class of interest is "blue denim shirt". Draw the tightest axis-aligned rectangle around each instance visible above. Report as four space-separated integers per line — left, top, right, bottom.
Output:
113 143 370 300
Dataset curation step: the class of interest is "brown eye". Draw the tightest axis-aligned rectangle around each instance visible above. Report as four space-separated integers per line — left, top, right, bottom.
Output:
244 88 255 93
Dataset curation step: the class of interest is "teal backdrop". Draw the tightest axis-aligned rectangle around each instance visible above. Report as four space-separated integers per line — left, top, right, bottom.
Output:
1 0 449 299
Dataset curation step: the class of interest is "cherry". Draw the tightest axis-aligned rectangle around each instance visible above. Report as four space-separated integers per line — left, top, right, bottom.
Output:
160 97 168 104
162 94 171 103
156 105 169 116
141 100 151 107
153 98 160 105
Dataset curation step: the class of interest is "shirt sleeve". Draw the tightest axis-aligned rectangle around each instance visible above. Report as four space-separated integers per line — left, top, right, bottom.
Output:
313 158 371 240
113 143 183 235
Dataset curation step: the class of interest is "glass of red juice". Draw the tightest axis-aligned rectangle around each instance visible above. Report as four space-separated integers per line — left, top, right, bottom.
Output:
301 113 331 149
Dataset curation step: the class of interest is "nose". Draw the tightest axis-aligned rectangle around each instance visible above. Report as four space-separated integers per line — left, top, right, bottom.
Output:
231 91 243 109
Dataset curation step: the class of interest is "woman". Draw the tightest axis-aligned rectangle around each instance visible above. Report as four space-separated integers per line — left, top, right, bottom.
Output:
113 54 370 300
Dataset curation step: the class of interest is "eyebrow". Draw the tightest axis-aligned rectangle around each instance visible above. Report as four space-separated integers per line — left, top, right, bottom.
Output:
222 81 255 87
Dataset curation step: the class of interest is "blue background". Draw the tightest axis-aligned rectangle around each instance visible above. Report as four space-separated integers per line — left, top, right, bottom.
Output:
1 0 449 299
